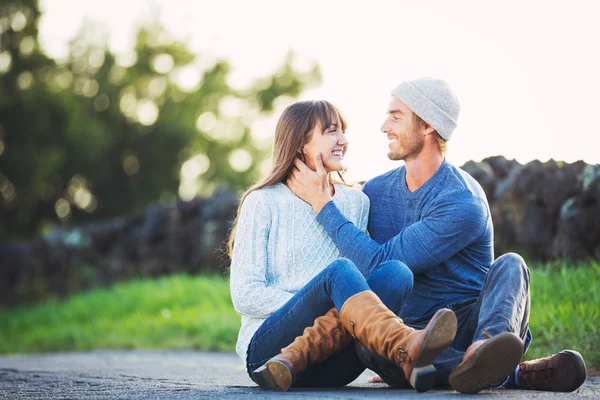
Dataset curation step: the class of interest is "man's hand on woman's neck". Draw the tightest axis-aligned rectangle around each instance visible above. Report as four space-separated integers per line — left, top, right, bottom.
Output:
286 153 332 214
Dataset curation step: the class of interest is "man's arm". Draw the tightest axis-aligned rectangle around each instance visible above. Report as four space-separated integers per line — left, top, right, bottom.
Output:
316 195 487 275
287 155 488 276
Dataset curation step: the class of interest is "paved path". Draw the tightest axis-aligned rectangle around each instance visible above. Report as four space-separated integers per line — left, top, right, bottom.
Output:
1 351 598 399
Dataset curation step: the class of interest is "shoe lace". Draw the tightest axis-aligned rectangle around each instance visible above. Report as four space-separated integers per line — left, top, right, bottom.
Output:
521 357 557 387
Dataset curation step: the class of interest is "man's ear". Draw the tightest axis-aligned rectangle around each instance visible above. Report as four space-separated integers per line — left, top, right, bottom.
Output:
423 123 436 136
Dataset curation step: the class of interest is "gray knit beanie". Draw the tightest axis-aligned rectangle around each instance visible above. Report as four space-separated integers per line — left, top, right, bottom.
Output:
391 78 460 140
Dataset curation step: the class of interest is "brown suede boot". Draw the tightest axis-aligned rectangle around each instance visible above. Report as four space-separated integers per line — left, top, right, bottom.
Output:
252 307 352 391
518 350 587 392
339 291 457 393
449 330 524 394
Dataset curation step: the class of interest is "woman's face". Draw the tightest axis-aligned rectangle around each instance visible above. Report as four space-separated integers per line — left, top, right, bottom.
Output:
302 118 348 173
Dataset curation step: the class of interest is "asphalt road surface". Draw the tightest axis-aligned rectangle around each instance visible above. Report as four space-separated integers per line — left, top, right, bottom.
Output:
1 350 598 399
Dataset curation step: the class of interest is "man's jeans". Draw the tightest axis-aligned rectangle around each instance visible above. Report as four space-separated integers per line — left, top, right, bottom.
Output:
246 258 414 387
357 252 533 388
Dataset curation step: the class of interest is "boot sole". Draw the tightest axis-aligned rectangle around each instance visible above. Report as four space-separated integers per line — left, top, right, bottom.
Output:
409 309 458 393
449 332 523 394
252 359 293 391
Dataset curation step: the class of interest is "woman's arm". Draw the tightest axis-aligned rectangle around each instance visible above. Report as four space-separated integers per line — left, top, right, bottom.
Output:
229 191 293 318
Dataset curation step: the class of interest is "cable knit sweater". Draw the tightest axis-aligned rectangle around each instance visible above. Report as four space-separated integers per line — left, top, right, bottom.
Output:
230 182 369 363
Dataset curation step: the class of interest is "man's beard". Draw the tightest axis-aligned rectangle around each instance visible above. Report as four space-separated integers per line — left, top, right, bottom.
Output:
387 130 424 161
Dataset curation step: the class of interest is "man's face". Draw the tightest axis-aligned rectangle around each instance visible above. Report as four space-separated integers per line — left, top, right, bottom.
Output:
380 97 424 161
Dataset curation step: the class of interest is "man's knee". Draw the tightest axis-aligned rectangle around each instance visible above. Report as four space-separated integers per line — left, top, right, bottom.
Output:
491 252 530 283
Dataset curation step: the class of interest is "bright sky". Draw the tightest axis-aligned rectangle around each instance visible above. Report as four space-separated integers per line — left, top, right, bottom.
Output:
39 0 600 181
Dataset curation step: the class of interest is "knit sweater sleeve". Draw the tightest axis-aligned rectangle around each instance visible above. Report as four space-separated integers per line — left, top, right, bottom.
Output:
229 191 293 317
317 193 487 275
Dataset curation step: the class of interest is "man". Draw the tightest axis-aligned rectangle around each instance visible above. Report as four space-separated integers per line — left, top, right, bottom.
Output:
286 77 586 393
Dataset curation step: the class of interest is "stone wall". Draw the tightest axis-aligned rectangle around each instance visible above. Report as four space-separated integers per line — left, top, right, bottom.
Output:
0 188 238 307
462 156 600 261
1 157 599 307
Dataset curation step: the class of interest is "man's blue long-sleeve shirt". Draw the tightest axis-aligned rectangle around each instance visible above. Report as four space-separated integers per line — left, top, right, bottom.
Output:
317 159 494 321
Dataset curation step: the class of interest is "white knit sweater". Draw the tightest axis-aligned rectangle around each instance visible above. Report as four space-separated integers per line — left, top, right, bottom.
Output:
229 182 370 363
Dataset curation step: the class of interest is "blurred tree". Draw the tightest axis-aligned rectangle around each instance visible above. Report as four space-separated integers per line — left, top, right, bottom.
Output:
0 0 321 241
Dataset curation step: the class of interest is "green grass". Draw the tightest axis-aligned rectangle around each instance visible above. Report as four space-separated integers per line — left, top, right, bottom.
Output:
0 275 240 354
526 262 600 368
1 264 599 370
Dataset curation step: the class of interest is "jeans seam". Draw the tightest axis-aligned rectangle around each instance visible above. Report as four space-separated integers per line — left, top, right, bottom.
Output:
250 309 295 350
247 276 330 370
251 284 325 349
246 313 296 378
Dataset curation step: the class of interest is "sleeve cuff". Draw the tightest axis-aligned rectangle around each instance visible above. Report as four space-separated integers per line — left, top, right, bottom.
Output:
317 200 346 235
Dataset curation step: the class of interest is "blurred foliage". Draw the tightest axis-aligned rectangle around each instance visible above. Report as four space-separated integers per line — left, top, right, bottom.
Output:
0 0 321 241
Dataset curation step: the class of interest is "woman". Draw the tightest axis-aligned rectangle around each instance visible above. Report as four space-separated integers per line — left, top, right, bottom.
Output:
229 100 457 392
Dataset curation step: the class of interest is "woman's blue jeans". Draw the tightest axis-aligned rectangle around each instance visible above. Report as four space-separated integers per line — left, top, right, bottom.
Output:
245 258 414 387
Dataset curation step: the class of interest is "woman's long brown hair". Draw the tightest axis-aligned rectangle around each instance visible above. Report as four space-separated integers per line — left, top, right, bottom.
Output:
227 100 347 256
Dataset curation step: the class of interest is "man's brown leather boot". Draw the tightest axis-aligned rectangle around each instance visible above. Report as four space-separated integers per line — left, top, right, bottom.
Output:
449 330 524 394
252 307 352 391
518 350 587 392
339 291 457 393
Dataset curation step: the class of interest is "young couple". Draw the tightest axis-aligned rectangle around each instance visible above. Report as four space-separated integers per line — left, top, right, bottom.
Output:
228 78 587 394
